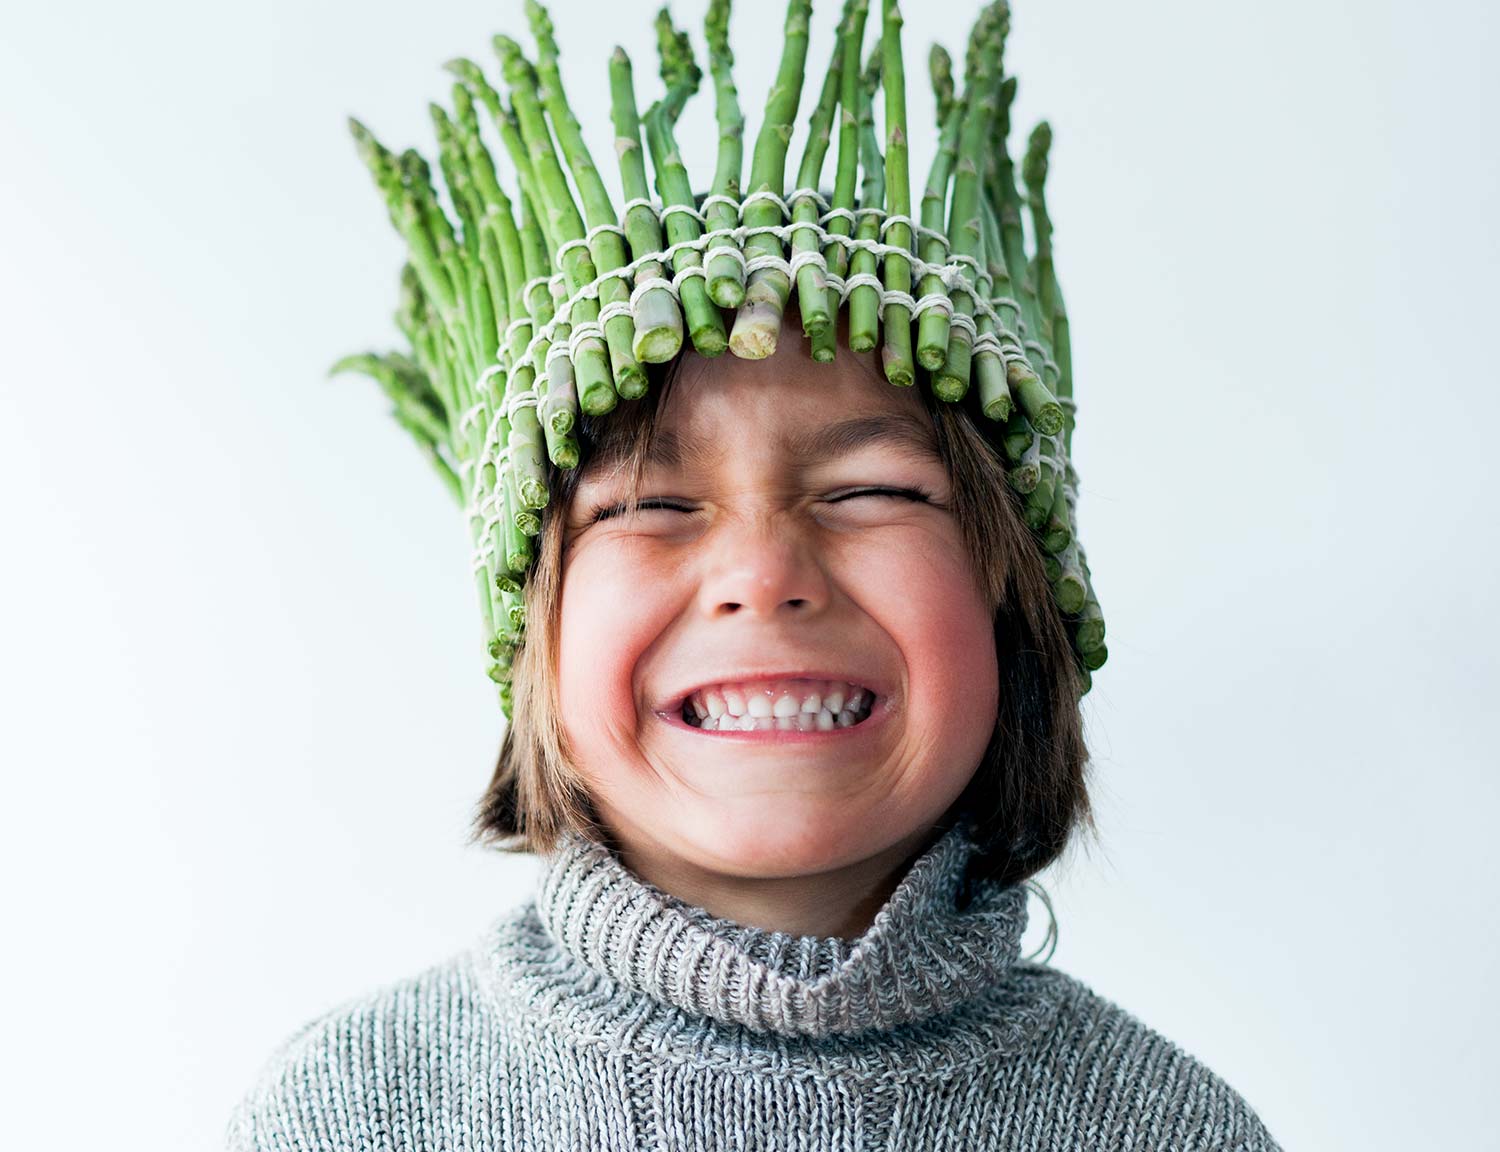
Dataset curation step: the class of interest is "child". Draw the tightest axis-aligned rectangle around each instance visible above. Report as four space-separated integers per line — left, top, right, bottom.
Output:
229 2 1281 1147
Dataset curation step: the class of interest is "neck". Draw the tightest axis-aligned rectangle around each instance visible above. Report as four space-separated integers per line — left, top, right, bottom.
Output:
606 822 951 940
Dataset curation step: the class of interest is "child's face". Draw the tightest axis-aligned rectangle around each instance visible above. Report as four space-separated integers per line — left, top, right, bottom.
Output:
556 314 999 881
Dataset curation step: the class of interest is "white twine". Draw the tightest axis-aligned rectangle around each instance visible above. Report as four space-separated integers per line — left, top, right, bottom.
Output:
461 197 1061 578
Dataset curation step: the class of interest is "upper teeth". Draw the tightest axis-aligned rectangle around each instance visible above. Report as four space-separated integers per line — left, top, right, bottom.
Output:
683 679 872 732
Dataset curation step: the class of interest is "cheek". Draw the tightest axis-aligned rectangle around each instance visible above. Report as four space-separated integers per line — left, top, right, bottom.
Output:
556 544 674 754
848 526 998 722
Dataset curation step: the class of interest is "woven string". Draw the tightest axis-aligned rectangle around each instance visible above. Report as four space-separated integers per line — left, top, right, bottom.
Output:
463 193 1073 580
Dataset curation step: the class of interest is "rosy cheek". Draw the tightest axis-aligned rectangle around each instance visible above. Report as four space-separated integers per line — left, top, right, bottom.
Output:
851 528 996 714
557 545 672 748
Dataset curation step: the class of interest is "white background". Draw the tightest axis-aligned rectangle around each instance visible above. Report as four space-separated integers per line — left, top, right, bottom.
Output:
3 0 1495 1148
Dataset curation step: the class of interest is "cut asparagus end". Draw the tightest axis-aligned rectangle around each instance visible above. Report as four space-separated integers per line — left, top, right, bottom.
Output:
729 294 784 358
1052 571 1087 616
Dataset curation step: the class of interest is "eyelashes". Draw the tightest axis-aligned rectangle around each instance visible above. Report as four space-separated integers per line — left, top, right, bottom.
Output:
585 487 935 524
587 497 696 524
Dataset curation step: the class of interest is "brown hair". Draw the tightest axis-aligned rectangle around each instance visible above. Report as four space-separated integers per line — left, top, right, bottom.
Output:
469 338 1096 890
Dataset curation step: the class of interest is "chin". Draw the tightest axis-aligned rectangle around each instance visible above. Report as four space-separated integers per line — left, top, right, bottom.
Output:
668 802 876 879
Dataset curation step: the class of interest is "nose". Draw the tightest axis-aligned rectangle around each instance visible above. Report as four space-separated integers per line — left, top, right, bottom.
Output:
696 510 831 620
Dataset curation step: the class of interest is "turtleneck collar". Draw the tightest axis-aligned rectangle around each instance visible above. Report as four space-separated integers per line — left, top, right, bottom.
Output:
530 815 1031 1039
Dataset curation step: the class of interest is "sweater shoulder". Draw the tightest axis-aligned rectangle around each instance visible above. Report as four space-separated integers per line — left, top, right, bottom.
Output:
223 942 492 1152
1015 964 1282 1152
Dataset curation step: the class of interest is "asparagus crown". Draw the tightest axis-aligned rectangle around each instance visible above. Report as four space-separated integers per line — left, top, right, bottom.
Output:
338 0 1107 716
930 45 955 125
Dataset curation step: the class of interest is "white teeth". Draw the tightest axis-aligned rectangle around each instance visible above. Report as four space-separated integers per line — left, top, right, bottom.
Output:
679 678 876 733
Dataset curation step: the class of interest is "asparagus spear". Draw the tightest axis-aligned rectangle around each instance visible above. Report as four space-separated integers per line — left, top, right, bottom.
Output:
846 48 884 351
329 352 462 504
703 0 748 308
975 190 1014 421
608 46 686 362
640 17 729 355
815 0 871 362
432 98 528 533
989 74 1065 436
914 90 963 370
930 40 956 127
879 0 916 386
1018 121 1068 435
494 35 618 415
787 0 851 349
447 77 554 502
525 1 649 399
728 0 814 358
522 191 581 466
933 2 1006 402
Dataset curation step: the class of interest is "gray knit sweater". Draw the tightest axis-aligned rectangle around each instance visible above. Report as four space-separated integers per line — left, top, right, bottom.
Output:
226 819 1281 1150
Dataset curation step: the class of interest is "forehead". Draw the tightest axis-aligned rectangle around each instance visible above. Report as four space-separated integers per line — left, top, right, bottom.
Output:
639 410 941 475
583 313 943 479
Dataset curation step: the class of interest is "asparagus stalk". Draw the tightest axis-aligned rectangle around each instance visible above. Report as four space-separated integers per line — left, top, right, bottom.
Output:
494 35 618 415
788 1 851 350
933 2 1006 402
727 0 815 359
1050 537 1088 616
930 40 956 127
400 150 471 365
879 0 916 386
432 99 512 527
816 0 871 362
1040 478 1071 555
329 351 448 445
989 74 1065 436
975 190 1014 421
1073 554 1106 656
640 20 729 356
523 191 582 466
703 0 748 308
448 77 554 502
608 46 686 362
329 352 463 504
1018 121 1068 435
914 90 963 369
395 263 455 423
525 1 649 400
846 48 884 351
348 121 456 338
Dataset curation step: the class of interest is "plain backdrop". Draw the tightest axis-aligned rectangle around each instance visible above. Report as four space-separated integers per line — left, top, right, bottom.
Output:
3 0 1495 1148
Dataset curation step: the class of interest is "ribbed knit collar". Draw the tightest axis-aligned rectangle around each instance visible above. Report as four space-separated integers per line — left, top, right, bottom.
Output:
531 814 1031 1039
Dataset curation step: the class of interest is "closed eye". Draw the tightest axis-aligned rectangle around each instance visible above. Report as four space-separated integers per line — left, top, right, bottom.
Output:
587 497 696 524
586 488 935 524
828 486 934 504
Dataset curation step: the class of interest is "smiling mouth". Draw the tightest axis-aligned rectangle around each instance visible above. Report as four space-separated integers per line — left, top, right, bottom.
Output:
680 679 876 733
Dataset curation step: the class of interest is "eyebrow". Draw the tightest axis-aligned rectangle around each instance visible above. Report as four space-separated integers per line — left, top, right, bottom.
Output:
635 413 943 473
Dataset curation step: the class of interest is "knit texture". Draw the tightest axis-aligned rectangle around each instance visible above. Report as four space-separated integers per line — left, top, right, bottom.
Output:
227 819 1281 1150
